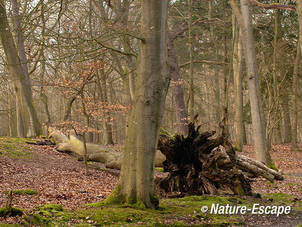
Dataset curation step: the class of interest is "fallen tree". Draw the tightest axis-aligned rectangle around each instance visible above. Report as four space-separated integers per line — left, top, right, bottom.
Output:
155 122 283 197
48 124 283 197
48 129 166 170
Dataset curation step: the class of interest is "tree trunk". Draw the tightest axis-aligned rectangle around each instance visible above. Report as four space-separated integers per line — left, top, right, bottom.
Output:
112 0 169 208
40 0 51 127
63 97 76 121
96 69 114 145
15 87 25 137
168 33 188 136
291 40 300 150
280 89 291 143
230 0 274 166
240 0 273 165
295 0 302 149
214 48 221 124
188 0 194 120
272 10 282 145
10 0 42 137
232 15 244 152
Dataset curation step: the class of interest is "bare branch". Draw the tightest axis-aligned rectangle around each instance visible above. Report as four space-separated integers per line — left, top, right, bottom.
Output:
249 0 296 11
180 60 228 68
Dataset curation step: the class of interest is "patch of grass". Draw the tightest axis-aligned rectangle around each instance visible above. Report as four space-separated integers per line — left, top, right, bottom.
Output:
0 137 33 159
3 189 38 196
39 204 63 212
24 204 78 226
262 193 302 212
262 193 294 204
15 193 302 226
0 224 22 227
80 195 249 226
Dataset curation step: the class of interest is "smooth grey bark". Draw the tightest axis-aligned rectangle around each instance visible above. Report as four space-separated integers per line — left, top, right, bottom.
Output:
96 69 114 145
280 89 291 143
11 0 42 136
168 32 188 136
15 87 25 137
291 39 300 150
209 0 221 124
0 0 42 137
116 0 169 208
188 0 194 120
214 48 221 124
240 0 273 165
272 10 282 144
295 0 302 149
232 15 244 152
231 0 273 166
40 0 51 127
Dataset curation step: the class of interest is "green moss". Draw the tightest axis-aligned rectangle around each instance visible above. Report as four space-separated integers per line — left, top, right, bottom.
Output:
160 128 173 138
0 137 33 159
0 224 22 227
16 193 302 226
262 193 293 203
3 189 38 195
85 201 105 208
39 204 63 212
80 195 251 226
267 160 278 171
0 207 23 217
155 167 164 172
103 184 125 205
77 206 156 226
24 203 78 226
233 145 242 153
24 213 51 226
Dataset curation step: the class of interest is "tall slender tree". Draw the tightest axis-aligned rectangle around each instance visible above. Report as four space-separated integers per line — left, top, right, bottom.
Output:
230 0 274 167
0 0 42 137
232 15 244 152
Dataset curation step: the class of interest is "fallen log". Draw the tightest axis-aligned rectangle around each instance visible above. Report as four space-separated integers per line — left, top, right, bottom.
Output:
26 140 56 146
236 154 284 180
155 121 283 197
49 132 166 169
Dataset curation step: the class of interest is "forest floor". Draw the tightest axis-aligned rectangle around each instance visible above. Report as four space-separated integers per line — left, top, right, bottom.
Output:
0 137 301 226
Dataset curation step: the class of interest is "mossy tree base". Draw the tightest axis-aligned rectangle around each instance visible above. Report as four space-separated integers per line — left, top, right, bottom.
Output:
103 185 159 209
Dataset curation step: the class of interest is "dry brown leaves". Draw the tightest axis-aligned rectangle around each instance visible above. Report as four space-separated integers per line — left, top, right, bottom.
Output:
0 142 301 215
242 144 302 198
0 144 118 211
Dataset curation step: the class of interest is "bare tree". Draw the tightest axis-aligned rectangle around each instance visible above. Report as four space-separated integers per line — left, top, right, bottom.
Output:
0 0 42 137
230 0 274 167
109 0 169 208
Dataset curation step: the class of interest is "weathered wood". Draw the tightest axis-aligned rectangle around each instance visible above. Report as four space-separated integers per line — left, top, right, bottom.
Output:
49 130 166 169
26 140 56 146
237 154 284 180
156 121 283 197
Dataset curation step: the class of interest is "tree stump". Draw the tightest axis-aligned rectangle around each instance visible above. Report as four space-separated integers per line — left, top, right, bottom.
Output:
156 122 253 197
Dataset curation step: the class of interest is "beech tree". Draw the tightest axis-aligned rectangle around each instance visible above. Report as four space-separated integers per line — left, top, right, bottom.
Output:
230 0 274 167
0 0 42 137
109 0 169 208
